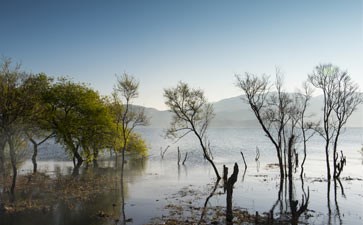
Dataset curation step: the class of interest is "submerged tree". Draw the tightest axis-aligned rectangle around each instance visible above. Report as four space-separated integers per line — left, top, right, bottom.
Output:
295 82 319 178
308 64 363 179
164 82 220 179
236 70 312 223
235 70 315 178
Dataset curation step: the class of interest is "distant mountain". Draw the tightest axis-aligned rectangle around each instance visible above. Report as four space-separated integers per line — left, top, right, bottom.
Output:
211 95 258 127
211 94 363 128
143 107 172 128
128 105 171 128
142 94 363 128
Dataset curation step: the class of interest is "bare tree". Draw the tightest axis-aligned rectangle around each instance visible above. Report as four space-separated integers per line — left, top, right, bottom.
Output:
235 70 314 178
164 82 220 179
235 71 283 177
308 64 363 179
295 82 319 178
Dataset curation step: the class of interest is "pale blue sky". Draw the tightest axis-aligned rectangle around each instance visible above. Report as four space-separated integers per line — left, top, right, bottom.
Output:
1 0 362 109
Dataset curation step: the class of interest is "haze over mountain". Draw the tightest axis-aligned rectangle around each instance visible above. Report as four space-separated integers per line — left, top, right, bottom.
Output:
143 94 363 128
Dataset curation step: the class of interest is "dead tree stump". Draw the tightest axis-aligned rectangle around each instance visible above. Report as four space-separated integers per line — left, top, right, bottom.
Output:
226 163 239 224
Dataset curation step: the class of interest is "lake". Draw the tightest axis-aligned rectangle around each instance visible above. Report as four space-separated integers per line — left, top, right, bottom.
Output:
1 127 362 225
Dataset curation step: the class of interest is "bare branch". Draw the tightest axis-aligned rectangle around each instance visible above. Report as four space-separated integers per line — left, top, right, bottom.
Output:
164 82 220 179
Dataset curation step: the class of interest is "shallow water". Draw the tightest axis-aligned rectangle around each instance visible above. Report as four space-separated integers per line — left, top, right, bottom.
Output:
1 128 362 225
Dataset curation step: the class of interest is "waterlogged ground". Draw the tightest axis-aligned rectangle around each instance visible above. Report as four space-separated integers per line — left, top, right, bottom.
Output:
0 128 362 225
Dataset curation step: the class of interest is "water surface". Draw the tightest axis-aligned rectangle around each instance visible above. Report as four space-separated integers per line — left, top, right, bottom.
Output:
1 128 362 225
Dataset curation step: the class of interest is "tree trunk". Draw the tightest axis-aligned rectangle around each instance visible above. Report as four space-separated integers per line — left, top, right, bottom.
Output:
73 150 83 167
192 129 220 180
118 146 126 225
277 149 284 178
93 148 99 168
0 141 4 212
121 146 125 180
223 165 228 182
327 179 331 215
203 148 221 180
287 135 294 179
72 149 83 176
0 137 6 180
332 128 341 178
30 138 38 174
324 142 331 180
223 165 228 193
93 159 99 168
8 138 17 198
226 163 239 224
300 137 307 178
72 164 80 176
270 177 284 218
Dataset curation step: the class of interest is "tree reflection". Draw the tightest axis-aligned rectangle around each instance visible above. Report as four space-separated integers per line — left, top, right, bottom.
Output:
117 156 147 225
268 177 310 224
198 179 220 225
118 177 126 225
326 178 345 225
177 164 188 180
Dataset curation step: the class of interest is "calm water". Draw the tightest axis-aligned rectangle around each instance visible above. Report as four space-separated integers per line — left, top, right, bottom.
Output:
1 128 362 225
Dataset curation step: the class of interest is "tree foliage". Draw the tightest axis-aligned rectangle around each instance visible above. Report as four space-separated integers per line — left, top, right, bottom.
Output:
112 74 148 152
0 58 39 194
42 78 115 167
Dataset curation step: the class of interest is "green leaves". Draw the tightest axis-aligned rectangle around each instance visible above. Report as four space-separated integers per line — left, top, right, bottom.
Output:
44 78 114 160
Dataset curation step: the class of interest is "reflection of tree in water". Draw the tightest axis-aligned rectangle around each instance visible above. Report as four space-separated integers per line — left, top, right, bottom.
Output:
198 180 220 224
0 157 147 225
177 165 188 180
269 177 309 225
195 166 347 225
326 178 345 225
52 157 148 225
117 156 148 225
0 137 29 202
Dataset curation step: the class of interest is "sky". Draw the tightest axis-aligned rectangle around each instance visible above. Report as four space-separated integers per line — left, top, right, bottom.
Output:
0 0 362 110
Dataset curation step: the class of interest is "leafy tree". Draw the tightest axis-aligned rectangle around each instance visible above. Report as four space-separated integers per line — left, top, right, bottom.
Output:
164 82 220 179
78 96 115 167
0 58 35 194
125 132 148 157
22 73 55 173
43 78 111 171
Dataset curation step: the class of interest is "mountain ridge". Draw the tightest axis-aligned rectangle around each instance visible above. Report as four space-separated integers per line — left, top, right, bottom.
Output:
138 94 363 128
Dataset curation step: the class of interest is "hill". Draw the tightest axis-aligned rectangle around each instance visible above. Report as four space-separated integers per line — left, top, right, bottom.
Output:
142 95 363 128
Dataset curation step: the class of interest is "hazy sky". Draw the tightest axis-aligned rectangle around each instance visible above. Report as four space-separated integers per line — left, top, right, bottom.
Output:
1 0 362 110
